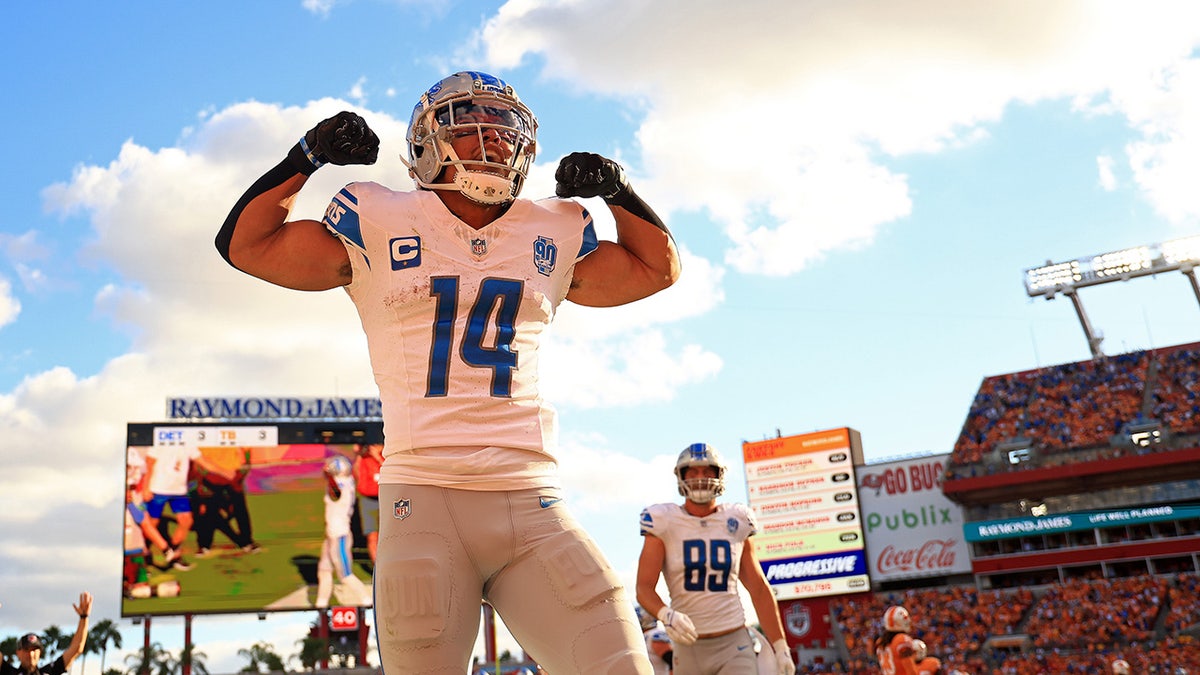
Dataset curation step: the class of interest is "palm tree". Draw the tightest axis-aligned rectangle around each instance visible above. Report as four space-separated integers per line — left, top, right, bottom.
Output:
42 626 68 661
90 619 123 675
79 629 104 675
236 642 284 673
2 636 19 664
124 642 174 675
178 644 209 675
291 634 329 671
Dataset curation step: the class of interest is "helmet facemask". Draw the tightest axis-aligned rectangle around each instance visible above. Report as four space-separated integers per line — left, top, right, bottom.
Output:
404 72 537 205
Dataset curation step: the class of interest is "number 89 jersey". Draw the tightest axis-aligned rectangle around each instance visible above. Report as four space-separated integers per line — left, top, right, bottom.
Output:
639 502 759 634
323 183 598 477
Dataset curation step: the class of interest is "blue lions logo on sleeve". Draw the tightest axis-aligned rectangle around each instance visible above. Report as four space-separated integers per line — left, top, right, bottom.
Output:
727 517 739 534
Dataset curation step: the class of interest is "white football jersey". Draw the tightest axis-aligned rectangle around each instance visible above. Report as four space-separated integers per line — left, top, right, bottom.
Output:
644 627 672 675
146 445 201 496
640 502 759 635
325 473 357 537
323 185 598 490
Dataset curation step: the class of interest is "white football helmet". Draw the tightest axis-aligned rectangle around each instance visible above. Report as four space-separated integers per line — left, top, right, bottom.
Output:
633 604 657 632
883 605 912 633
675 443 726 503
403 71 537 205
324 454 353 477
912 638 927 661
1111 660 1131 675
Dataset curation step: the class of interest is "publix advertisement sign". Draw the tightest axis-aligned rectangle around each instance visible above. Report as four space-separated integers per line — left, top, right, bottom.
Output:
857 454 972 581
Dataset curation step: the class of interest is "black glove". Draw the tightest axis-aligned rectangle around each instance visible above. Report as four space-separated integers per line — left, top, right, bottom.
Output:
555 152 628 199
304 111 380 166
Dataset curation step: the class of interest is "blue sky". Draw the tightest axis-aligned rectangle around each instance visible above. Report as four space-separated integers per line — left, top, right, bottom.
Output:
5 0 1200 670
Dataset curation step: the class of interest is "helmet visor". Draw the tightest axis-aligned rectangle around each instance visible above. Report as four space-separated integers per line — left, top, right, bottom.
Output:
436 100 533 139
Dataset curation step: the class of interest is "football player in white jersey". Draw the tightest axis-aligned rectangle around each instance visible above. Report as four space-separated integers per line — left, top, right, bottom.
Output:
216 71 679 674
635 604 675 675
315 455 369 608
636 443 795 675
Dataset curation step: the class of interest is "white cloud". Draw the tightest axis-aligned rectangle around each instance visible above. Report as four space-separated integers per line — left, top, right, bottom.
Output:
1114 58 1200 227
300 0 340 17
1097 155 1118 191
478 0 1200 272
556 435 679 514
348 76 368 105
0 277 18 328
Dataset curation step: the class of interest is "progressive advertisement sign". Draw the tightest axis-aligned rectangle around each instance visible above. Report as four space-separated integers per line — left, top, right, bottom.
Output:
743 428 870 600
857 454 971 581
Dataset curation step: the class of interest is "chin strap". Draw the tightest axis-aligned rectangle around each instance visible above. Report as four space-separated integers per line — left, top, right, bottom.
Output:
454 171 515 205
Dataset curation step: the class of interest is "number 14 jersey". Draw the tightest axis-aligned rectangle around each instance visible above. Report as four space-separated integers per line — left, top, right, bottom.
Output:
323 183 598 490
639 502 760 635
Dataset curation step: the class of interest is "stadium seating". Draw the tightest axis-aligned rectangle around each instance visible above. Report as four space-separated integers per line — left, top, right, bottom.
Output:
821 573 1200 673
948 342 1200 474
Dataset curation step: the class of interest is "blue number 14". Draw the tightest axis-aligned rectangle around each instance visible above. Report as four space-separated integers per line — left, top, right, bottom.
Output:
427 277 523 397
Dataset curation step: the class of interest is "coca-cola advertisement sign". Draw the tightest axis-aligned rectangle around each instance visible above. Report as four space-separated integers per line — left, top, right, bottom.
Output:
858 455 971 580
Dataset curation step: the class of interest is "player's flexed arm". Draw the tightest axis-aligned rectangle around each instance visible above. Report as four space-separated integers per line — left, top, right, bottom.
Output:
215 112 379 291
556 153 681 307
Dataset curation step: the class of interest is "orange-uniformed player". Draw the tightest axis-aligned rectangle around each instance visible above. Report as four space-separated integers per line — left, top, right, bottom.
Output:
873 605 918 675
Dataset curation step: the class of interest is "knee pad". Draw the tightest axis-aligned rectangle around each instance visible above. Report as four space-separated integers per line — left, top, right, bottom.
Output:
538 529 623 608
375 557 449 642
574 617 651 675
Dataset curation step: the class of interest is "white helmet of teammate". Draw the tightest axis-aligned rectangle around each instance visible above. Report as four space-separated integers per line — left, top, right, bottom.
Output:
633 604 657 632
1110 660 1131 675
324 454 353 477
403 71 537 205
675 443 726 504
912 638 927 661
883 605 912 633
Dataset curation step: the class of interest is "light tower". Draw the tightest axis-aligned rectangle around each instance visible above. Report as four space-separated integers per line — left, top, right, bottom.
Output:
1024 234 1200 358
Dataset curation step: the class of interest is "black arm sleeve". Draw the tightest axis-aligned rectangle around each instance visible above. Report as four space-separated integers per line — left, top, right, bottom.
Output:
662 650 673 668
603 184 672 239
214 142 320 269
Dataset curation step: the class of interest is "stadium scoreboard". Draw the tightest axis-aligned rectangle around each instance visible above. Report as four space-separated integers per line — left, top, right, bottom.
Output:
123 411 384 618
743 428 870 600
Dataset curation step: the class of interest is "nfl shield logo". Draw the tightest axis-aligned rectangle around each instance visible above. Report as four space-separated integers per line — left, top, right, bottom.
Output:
471 238 487 256
393 498 412 520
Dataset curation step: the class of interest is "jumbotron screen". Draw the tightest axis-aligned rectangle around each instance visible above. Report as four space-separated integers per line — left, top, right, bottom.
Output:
121 422 383 617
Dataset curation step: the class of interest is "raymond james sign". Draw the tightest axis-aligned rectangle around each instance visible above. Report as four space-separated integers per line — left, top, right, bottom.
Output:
964 504 1200 542
167 397 383 420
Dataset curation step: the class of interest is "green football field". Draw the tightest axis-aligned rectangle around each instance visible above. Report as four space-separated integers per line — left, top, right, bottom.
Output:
123 488 374 616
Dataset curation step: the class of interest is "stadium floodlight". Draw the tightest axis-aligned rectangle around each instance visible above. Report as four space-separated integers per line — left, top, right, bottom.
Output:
1024 234 1200 358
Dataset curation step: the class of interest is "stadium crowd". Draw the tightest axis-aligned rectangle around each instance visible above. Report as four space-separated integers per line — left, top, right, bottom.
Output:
820 572 1200 673
948 343 1200 474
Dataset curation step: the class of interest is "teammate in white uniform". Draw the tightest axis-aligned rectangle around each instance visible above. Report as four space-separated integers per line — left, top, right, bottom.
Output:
316 455 369 608
637 443 795 675
142 444 234 570
635 604 674 675
217 71 680 674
